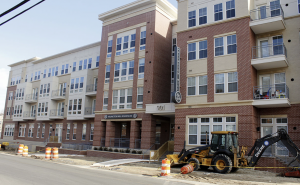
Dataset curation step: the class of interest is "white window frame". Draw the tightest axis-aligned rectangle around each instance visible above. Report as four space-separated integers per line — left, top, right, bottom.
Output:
103 91 108 110
187 40 207 61
105 65 110 83
115 61 134 82
140 29 146 50
42 123 45 138
79 60 83 70
68 99 82 115
90 123 94 141
82 123 86 141
199 7 207 25
4 124 14 136
66 123 70 140
37 102 48 117
215 72 238 94
137 87 143 108
72 123 77 140
226 0 235 19
19 124 26 137
215 34 237 56
214 3 223 21
138 58 145 79
187 77 196 96
188 10 196 27
107 39 113 58
28 123 34 137
112 88 132 110
83 59 87 70
37 123 40 138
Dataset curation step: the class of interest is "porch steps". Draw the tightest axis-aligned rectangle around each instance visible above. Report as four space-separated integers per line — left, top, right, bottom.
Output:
159 151 173 162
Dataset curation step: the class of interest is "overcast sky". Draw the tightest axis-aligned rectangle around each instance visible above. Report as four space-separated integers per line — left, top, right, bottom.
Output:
0 0 178 112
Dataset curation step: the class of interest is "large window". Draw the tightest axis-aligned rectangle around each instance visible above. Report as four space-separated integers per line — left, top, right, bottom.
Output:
105 65 110 83
226 0 235 18
114 61 134 82
187 75 207 96
188 43 196 60
140 30 146 50
116 37 122 56
73 123 77 140
90 124 94 141
115 32 136 55
82 123 86 141
227 35 237 54
138 58 145 79
15 88 25 101
19 124 26 137
40 83 50 97
215 34 237 56
215 37 224 56
275 72 286 93
137 87 143 108
199 8 207 25
66 123 70 140
107 39 113 58
68 99 82 115
14 105 23 117
70 77 84 93
37 102 48 116
188 40 207 60
37 123 40 138
199 40 207 59
215 72 238 93
214 3 223 21
8 92 13 100
188 10 196 27
4 124 14 136
28 123 34 137
188 117 236 145
6 107 11 116
112 88 132 109
103 91 108 110
42 123 45 138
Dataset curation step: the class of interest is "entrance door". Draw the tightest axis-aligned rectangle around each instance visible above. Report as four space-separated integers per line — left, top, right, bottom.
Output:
260 40 269 58
258 5 267 19
260 75 271 97
55 124 63 143
261 127 273 156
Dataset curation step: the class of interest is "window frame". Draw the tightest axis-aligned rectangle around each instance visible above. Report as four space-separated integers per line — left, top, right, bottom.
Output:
140 30 146 50
112 88 133 110
188 10 196 27
138 58 145 79
137 87 143 108
105 65 110 83
226 0 235 19
199 7 207 25
214 3 223 21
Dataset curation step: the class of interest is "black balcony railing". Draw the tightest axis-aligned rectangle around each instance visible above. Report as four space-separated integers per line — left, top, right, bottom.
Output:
23 111 36 118
250 4 284 21
110 138 130 148
50 109 64 117
84 107 95 115
252 44 287 59
51 89 66 97
86 84 97 93
25 94 38 101
253 84 289 100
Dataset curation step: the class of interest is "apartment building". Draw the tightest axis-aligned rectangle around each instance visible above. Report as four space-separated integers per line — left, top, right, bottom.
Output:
1 42 101 144
1 0 300 166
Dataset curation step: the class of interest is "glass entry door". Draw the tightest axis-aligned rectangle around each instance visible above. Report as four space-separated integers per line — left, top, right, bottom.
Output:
55 124 63 143
261 126 273 156
260 75 271 97
260 40 269 58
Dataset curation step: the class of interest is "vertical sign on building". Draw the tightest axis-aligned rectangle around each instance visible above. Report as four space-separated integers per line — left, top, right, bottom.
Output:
171 46 182 103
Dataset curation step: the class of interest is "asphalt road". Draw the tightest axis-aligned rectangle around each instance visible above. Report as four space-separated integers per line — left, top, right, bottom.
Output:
0 153 200 185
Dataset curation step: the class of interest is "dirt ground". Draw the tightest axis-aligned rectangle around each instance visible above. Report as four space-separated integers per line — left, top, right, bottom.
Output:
2 150 300 185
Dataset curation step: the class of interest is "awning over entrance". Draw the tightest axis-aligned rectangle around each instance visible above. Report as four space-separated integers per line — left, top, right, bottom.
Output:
145 103 175 116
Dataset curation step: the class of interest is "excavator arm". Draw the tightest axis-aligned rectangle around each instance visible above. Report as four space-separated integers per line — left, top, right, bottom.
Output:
247 129 300 167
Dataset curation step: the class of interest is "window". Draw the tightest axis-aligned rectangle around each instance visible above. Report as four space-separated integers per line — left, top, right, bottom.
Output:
19 124 26 137
25 75 28 82
103 91 108 110
70 77 84 93
57 102 65 117
68 99 82 115
215 73 225 93
114 63 120 82
96 56 99 67
65 64 69 74
6 107 11 116
199 76 208 94
116 38 122 56
273 35 283 55
48 68 51 77
73 62 76 72
105 65 110 83
298 0 300 13
227 35 237 54
8 92 13 100
137 87 143 108
172 38 177 56
188 10 196 27
79 60 83 70
83 59 87 70
39 83 50 97
270 0 281 17
123 36 129 54
55 66 58 76
216 72 238 93
188 77 196 95
38 71 41 80
61 65 65 75
49 124 52 137
228 72 238 92
199 40 207 59
138 58 145 79
52 67 55 76
66 123 70 140
80 77 84 92
275 73 286 93
171 64 174 84
226 0 235 18
42 123 45 138
107 40 113 58
35 72 37 80
199 8 207 25
112 88 133 109
140 30 146 50
130 34 136 52
37 102 48 116
188 43 196 60
115 61 134 82
90 124 94 141
214 3 223 21
37 123 40 138
82 123 86 140
30 73 33 82
73 123 77 140
188 117 236 145
4 124 14 136
215 37 224 56
88 58 92 69
28 124 34 137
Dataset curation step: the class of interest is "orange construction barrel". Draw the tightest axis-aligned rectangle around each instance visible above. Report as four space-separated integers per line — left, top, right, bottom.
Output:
181 164 194 174
18 144 24 155
52 147 59 159
22 146 28 157
45 147 51 159
161 158 171 176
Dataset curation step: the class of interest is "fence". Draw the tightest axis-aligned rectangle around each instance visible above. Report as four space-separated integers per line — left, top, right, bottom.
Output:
110 138 130 148
84 107 95 115
50 109 64 117
250 4 284 21
23 111 36 118
61 143 93 150
135 139 141 149
100 138 106 147
253 84 289 100
25 94 37 101
86 84 97 93
252 44 287 59
51 89 65 97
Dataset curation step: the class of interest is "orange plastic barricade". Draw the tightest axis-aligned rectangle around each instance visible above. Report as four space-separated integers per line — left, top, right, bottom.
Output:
18 144 24 155
52 147 59 159
22 146 28 157
45 147 51 159
181 164 194 174
161 158 171 176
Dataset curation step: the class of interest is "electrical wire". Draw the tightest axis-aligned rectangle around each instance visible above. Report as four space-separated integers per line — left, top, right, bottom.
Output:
0 0 31 18
0 0 45 27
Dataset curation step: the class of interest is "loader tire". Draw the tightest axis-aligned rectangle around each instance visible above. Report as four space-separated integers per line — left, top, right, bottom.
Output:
199 165 209 170
212 154 232 174
188 158 200 171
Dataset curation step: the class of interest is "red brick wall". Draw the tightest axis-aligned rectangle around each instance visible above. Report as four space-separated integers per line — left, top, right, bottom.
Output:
256 157 289 173
2 86 17 139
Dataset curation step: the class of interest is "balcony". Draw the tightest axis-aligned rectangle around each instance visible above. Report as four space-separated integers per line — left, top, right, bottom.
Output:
251 44 288 70
25 94 38 103
49 109 64 119
250 5 285 34
23 111 36 120
83 107 95 118
253 84 290 108
51 90 66 100
13 113 23 121
85 84 97 96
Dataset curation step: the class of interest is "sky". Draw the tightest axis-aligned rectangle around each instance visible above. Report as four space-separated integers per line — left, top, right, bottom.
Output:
0 0 178 112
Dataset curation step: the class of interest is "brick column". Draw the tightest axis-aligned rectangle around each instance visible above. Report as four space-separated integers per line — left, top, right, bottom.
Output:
132 27 141 109
107 34 117 111
105 121 115 147
141 114 156 149
130 120 140 149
